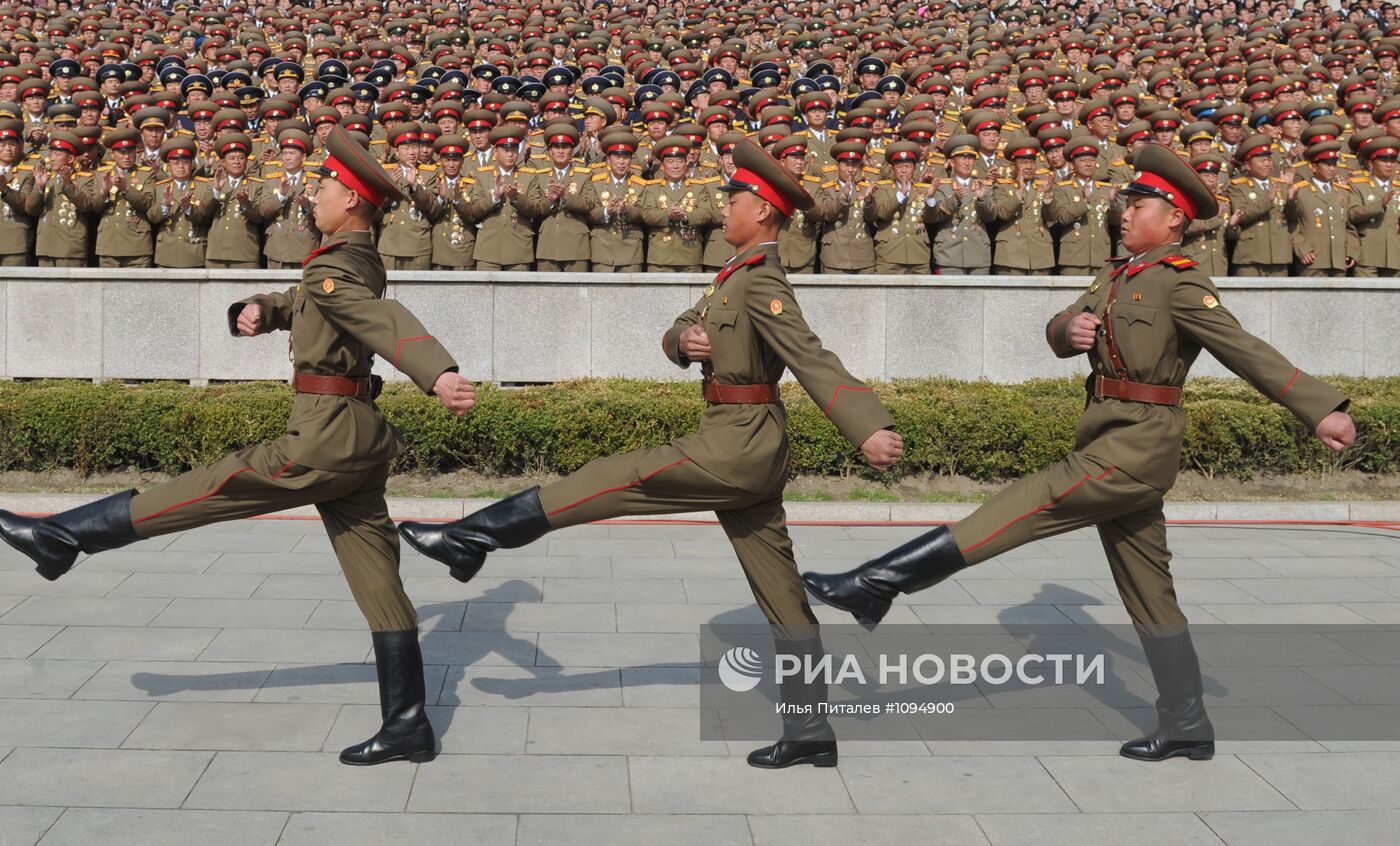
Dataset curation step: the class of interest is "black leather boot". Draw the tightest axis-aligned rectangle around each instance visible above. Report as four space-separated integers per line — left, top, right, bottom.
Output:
802 526 969 628
1120 626 1215 762
340 629 437 766
0 490 140 581
398 487 551 582
747 636 838 769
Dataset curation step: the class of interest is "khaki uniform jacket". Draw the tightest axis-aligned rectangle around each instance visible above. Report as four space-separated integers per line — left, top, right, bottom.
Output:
191 175 265 263
659 242 894 490
467 164 537 265
1226 175 1292 266
231 229 457 472
1046 243 1348 491
864 179 933 267
78 164 156 258
256 168 321 265
777 173 824 271
1286 179 1351 272
582 171 648 268
984 176 1056 271
1180 195 1230 277
1046 177 1116 269
422 170 478 267
519 162 594 262
0 162 35 256
377 163 436 260
24 169 90 261
700 172 736 268
925 177 995 269
147 176 209 268
640 176 716 268
1345 172 1400 270
811 177 877 271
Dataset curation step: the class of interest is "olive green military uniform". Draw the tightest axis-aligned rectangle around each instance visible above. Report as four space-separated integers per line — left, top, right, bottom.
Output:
774 173 823 274
466 164 536 270
0 161 35 264
948 245 1348 624
537 243 894 625
79 163 156 267
377 163 436 270
24 167 90 266
520 160 594 272
985 174 1056 274
811 178 877 274
640 175 716 272
1226 174 1292 275
925 177 995 274
1181 197 1230 277
423 169 477 269
1287 177 1351 276
128 230 457 632
700 173 736 271
256 167 321 268
147 175 209 268
1047 177 1116 274
864 178 933 273
191 175 265 268
582 171 647 271
1345 171 1400 276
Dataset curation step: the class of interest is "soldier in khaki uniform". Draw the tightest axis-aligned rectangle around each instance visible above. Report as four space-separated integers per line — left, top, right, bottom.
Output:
0 119 35 264
377 123 436 271
191 132 265 269
1346 136 1400 276
1226 133 1293 276
147 138 208 268
806 144 1356 765
1181 153 1231 277
24 131 90 267
985 137 1056 275
700 132 741 272
1287 141 1354 277
640 135 715 272
399 139 904 771
466 124 535 271
256 128 321 268
771 135 823 273
0 126 477 769
811 140 877 274
864 141 933 273
1047 136 1117 275
424 135 477 270
582 129 648 272
78 128 156 267
925 134 995 274
519 122 594 272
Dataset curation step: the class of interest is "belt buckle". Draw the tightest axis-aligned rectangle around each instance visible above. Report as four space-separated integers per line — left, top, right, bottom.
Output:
1093 375 1106 400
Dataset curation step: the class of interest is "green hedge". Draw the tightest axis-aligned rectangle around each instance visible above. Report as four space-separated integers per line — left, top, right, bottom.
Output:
0 376 1394 481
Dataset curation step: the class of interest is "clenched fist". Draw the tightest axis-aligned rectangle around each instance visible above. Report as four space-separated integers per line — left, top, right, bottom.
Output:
861 429 903 471
235 303 262 337
1315 411 1356 453
1068 311 1102 351
679 324 711 362
433 371 477 417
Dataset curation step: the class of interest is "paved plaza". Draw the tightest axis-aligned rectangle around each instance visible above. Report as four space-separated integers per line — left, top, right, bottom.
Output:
1 509 1398 845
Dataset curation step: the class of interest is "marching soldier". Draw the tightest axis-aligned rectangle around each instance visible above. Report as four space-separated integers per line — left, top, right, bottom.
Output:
1345 136 1400 276
640 135 715 273
811 140 877 274
0 119 35 265
1047 136 1116 276
79 128 156 268
1287 142 1353 277
398 139 904 771
771 135 823 273
0 125 478 769
377 123 436 271
519 122 594 272
425 135 477 270
985 137 1055 275
25 131 90 267
466 124 536 271
1227 133 1293 276
582 129 648 272
147 138 208 268
925 134 995 275
864 141 933 274
1182 153 1231 277
192 132 265 269
805 143 1356 765
257 128 321 268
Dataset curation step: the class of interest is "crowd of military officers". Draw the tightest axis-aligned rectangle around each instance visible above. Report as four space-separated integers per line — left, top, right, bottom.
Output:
0 0 1399 276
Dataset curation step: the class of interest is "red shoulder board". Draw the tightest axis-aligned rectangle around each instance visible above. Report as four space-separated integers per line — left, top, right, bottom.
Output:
714 252 768 286
1162 255 1198 269
301 240 345 267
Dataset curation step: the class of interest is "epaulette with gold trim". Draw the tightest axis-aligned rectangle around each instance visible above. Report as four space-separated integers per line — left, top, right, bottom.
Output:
821 163 837 172
876 179 893 185
1057 179 1074 186
693 175 721 184
821 179 838 189
1231 176 1249 184
628 175 649 186
591 173 609 182
477 165 494 173
1161 255 1198 270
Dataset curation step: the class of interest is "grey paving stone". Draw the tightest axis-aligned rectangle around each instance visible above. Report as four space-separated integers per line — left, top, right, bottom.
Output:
519 814 753 846
10 571 129 597
255 662 448 705
0 596 172 627
547 536 677 558
417 630 539 667
440 665 622 707
0 699 154 748
276 811 516 846
167 532 300 553
1343 602 1400 623
470 555 612 579
1199 810 1400 846
461 601 615 633
204 552 342 575
958 579 1123 606
150 598 319 630
1254 556 1399 578
1194 604 1374 626
629 756 853 814
322 705 527 755
0 596 21 616
77 550 221 574
0 659 103 699
1228 578 1396 604
0 748 211 808
35 809 287 846
1237 751 1400 809
108 572 270 600
123 702 342 752
619 667 701 708
748 815 990 846
1039 755 1295 812
534 632 699 667
32 626 217 661
75 661 275 703
408 754 630 813
401 576 546 604
616 602 766 632
197 628 372 664
526 707 724 756
839 756 1079 814
249 575 354 601
302 599 465 631
975 812 1224 846
543 576 687 604
184 751 415 812
0 805 60 846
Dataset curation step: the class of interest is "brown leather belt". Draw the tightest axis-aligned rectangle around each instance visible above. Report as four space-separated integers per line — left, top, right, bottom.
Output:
1094 375 1182 406
294 372 372 397
703 382 781 404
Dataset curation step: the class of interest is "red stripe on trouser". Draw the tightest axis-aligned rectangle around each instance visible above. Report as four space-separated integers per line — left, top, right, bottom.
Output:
961 465 1117 555
133 461 295 526
546 457 693 518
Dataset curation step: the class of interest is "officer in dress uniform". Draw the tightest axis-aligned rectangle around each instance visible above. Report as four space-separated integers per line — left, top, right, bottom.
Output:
925 133 995 274
985 137 1056 275
24 130 90 267
1346 136 1400 276
805 143 1357 764
78 127 156 267
377 122 437 270
147 138 208 268
581 129 648 272
191 132 265 269
811 140 877 274
1047 135 1117 275
864 141 933 273
1227 133 1294 276
519 121 594 272
424 134 478 270
1181 153 1231 277
0 125 478 768
257 127 321 268
397 138 904 770
1286 141 1353 277
0 118 35 265
640 135 715 272
466 124 536 271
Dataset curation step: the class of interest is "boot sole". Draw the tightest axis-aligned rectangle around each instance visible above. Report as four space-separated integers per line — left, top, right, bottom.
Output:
399 528 483 584
1119 744 1214 762
803 584 889 631
0 527 75 582
340 748 437 766
747 751 839 769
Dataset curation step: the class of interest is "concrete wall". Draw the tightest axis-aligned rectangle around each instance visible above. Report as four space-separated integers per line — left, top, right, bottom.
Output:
4 267 1397 384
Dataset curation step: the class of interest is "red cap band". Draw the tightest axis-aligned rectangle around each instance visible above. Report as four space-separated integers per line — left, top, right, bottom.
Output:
322 151 386 206
732 165 795 216
548 133 575 145
1133 170 1198 219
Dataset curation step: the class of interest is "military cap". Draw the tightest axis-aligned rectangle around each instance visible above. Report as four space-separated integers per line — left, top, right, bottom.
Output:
1360 135 1400 160
855 56 887 77
1212 104 1248 126
582 97 616 122
963 109 1003 133
885 141 922 164
316 123 402 208
599 129 639 155
499 100 532 122
542 122 579 146
308 106 340 127
830 140 865 162
1268 102 1305 125
1179 121 1218 145
48 130 81 155
1121 142 1217 221
1078 99 1112 123
1189 152 1228 174
104 127 141 151
1234 132 1274 163
129 106 169 130
463 108 496 131
900 120 937 142
653 135 692 158
1003 136 1042 159
260 99 297 119
278 127 313 153
215 132 252 156
719 136 814 216
1116 119 1152 147
434 135 468 157
1304 141 1343 163
158 137 197 160
940 133 976 157
488 124 526 147
0 118 20 142
46 103 80 124
387 122 422 146
772 134 809 158
1066 133 1101 158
